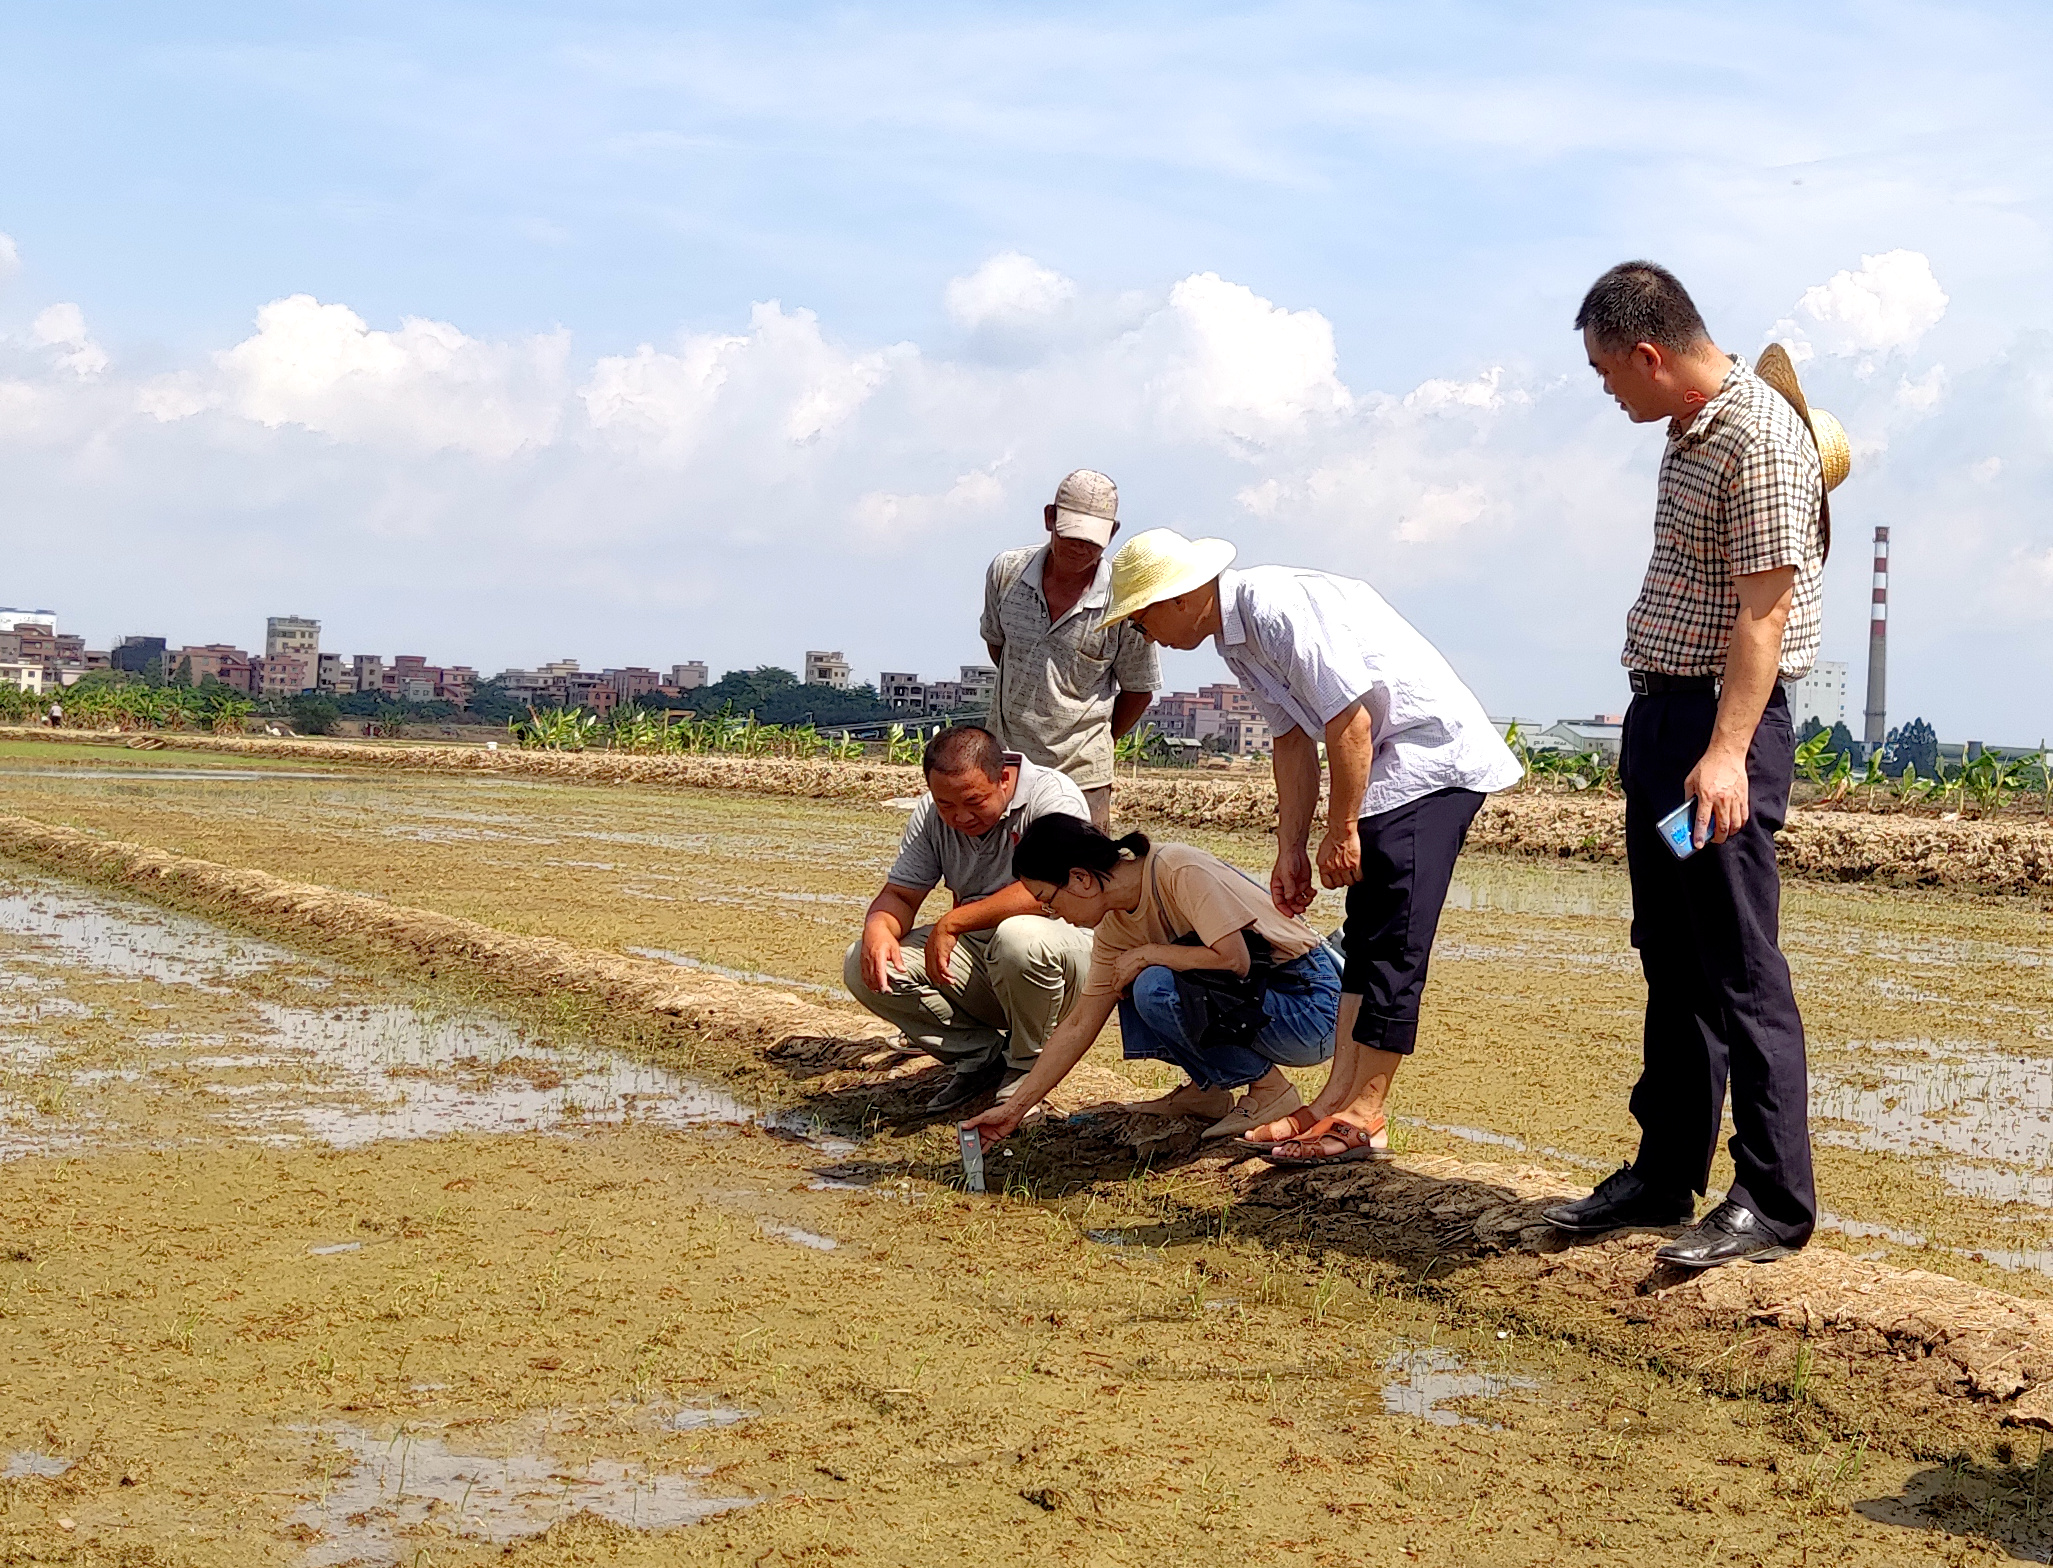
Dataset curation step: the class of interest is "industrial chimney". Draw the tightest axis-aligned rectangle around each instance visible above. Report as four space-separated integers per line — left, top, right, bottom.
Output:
1862 525 1888 749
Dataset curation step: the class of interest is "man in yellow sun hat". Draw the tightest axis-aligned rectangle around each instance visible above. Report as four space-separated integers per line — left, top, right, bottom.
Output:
1542 260 1851 1270
1097 530 1521 1161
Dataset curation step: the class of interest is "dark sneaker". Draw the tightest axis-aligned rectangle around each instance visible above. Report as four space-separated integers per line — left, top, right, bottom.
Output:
1653 1201 1804 1270
1541 1164 1694 1234
925 1061 1004 1115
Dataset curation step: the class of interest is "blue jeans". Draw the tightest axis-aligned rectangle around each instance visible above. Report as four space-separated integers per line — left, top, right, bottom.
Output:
1117 945 1341 1091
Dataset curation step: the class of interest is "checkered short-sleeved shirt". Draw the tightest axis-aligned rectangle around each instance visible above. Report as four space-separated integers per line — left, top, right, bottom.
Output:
1622 359 1825 681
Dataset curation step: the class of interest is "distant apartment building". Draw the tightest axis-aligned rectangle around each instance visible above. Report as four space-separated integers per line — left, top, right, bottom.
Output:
0 662 48 695
172 644 254 692
0 609 57 636
605 667 663 703
1195 708 1272 757
956 664 996 709
805 651 852 689
266 616 319 662
879 671 926 714
255 654 312 698
1786 659 1849 731
375 656 474 706
349 655 384 694
562 670 618 716
1144 683 1264 747
109 635 169 682
315 653 353 695
669 662 708 691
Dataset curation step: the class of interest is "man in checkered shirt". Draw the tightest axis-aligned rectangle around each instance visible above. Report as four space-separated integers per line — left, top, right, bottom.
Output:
1543 261 1823 1270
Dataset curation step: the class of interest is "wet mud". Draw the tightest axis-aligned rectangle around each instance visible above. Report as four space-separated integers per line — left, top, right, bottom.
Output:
0 869 2045 1566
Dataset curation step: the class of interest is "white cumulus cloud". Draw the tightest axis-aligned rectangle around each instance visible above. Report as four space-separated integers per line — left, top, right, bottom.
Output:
1767 250 1948 366
855 457 1011 540
583 300 893 459
1404 366 1510 412
192 294 568 457
1148 271 1352 450
944 253 1076 330
31 302 108 378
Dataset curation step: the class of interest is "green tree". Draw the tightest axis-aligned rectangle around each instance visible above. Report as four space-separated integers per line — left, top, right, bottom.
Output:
1884 717 1939 778
287 696 340 735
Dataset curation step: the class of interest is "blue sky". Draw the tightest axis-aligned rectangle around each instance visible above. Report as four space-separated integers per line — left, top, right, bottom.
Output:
2 2 2049 740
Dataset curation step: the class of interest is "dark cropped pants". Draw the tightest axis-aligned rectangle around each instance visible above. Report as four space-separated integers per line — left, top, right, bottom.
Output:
1340 786 1487 1055
1622 688 1817 1244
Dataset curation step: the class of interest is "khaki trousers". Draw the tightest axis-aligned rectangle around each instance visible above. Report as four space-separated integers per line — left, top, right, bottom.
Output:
842 915 1093 1076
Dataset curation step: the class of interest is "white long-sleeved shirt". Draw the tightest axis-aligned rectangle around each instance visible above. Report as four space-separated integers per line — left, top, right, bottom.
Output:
1215 565 1522 821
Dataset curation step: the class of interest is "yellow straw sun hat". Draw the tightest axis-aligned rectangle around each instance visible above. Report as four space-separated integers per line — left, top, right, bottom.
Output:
1102 528 1239 627
1756 344 1852 492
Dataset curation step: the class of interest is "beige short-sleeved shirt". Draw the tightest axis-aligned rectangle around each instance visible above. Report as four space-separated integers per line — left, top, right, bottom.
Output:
1083 845 1321 1000
981 546 1161 791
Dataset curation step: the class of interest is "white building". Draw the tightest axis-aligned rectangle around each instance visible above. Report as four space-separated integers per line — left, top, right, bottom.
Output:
805 650 852 689
1542 718 1624 760
1786 659 1849 731
0 661 48 694
0 609 57 636
669 662 708 690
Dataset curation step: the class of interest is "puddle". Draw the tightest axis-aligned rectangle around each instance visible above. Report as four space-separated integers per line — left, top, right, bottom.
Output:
2 1451 72 1479
0 880 300 990
1811 1046 2053 1198
627 946 839 997
759 1221 839 1251
0 873 820 1160
295 1425 751 1565
1381 1346 1538 1428
1444 867 1631 920
666 1404 751 1431
0 767 348 782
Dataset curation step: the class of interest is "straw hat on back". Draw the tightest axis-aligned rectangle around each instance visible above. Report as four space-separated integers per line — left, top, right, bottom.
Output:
1103 529 1238 627
1756 343 1851 493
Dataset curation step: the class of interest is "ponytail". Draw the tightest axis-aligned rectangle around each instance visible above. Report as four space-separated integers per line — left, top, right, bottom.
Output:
1013 814 1150 887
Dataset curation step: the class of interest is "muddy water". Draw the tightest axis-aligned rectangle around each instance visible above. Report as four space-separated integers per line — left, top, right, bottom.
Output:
0 867 2035 1563
7 749 2053 1291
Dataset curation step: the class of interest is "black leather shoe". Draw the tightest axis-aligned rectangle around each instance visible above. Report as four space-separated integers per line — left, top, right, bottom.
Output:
1541 1164 1694 1234
926 1061 1004 1114
1654 1201 1803 1269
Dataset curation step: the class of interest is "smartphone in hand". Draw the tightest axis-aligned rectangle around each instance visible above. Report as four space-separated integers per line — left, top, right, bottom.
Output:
1657 798 1701 860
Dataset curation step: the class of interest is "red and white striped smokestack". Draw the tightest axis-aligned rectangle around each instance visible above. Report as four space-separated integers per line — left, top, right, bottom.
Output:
1863 526 1889 748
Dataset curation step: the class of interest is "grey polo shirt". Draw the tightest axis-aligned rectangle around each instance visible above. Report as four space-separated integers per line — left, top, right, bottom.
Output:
885 753 1091 902
980 546 1162 791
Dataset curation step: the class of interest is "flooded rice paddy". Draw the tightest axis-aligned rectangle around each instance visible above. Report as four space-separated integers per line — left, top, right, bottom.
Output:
1 741 2051 1560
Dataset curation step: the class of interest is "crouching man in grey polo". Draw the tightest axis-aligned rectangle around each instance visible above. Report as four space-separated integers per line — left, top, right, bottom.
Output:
844 725 1098 1114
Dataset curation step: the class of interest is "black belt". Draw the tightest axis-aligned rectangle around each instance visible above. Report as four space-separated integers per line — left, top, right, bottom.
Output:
1628 670 1717 696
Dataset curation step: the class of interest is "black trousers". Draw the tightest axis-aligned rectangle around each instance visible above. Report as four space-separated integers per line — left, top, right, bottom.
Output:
1341 786 1486 1055
1622 688 1816 1243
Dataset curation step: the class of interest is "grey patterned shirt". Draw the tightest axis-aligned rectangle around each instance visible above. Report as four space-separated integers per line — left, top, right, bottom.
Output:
885 754 1091 901
980 546 1161 790
1623 358 1825 680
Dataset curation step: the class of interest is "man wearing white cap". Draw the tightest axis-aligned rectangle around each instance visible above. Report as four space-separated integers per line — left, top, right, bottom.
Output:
1099 532 1522 1164
980 470 1162 831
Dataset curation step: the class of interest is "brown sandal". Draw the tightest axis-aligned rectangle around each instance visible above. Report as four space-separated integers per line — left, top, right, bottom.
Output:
1262 1114 1389 1167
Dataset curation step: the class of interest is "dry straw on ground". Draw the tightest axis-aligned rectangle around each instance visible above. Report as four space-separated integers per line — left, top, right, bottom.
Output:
11 728 2053 893
5 807 2052 1433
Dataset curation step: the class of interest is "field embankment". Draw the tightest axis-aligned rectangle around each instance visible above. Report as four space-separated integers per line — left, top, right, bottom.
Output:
9 726 2051 893
4 806 2052 1453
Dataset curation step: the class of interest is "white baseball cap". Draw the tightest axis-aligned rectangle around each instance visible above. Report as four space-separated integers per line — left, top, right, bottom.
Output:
1050 469 1118 548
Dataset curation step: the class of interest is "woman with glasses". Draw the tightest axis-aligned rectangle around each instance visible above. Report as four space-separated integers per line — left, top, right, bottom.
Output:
962 813 1340 1149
